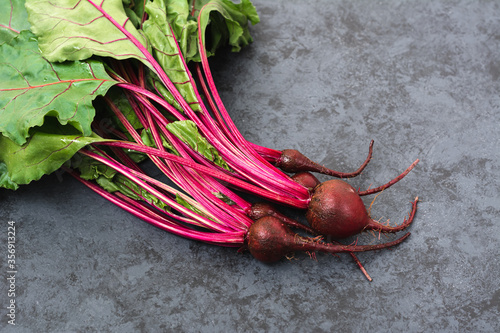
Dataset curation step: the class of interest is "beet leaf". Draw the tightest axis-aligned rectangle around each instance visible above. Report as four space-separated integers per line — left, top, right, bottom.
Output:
165 120 231 171
196 0 259 59
0 118 108 188
142 0 202 112
0 31 116 145
0 0 30 43
25 0 150 64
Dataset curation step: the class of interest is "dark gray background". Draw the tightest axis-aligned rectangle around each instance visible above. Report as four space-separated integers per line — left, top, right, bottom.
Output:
1 0 499 332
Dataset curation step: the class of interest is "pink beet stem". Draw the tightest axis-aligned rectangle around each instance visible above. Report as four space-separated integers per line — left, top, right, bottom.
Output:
97 141 310 208
65 167 245 245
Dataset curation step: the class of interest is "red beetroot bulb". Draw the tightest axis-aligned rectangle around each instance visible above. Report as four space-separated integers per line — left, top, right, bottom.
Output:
291 172 320 191
246 216 411 263
306 179 418 239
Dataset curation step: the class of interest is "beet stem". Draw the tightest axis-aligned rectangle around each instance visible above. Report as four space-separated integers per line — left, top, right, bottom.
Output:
358 159 419 196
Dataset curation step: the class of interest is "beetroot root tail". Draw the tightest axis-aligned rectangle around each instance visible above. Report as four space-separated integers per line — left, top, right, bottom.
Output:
247 216 411 264
297 232 411 255
277 140 374 178
358 158 419 196
347 252 373 282
365 197 419 233
329 239 373 282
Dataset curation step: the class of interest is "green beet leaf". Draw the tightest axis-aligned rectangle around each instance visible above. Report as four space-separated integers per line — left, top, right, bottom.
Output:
0 0 31 44
72 152 117 182
140 128 177 154
0 162 18 190
161 0 259 63
165 120 230 171
163 0 199 61
71 152 171 212
195 0 259 61
147 74 184 114
142 0 260 113
100 88 145 133
0 118 109 189
143 0 202 112
25 0 150 65
175 193 210 220
122 0 146 29
0 30 116 145
98 173 171 212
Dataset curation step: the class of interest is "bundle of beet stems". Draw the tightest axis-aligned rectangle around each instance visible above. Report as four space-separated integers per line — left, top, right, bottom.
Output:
2 0 419 281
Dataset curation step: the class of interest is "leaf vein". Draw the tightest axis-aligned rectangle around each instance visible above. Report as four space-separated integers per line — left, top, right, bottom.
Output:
26 137 82 167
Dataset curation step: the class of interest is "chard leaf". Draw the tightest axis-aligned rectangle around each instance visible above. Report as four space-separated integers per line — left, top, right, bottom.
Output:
143 0 202 112
165 120 230 171
0 30 116 145
0 118 108 189
0 0 30 43
25 0 150 64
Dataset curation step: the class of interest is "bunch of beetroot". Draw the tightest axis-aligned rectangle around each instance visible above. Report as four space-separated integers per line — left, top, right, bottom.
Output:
2 0 419 280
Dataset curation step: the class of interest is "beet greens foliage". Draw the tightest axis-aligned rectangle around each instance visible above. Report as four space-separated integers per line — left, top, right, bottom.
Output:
1 0 258 189
0 0 418 279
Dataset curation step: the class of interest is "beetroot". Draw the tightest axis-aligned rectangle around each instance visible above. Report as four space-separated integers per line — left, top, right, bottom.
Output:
246 216 410 263
306 179 418 238
290 172 320 191
276 140 374 178
248 201 374 280
249 202 316 234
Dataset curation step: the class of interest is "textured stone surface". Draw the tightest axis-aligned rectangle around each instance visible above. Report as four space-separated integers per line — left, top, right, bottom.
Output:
1 1 499 332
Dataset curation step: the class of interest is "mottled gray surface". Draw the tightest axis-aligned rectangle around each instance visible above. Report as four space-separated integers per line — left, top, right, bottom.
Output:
1 1 499 332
